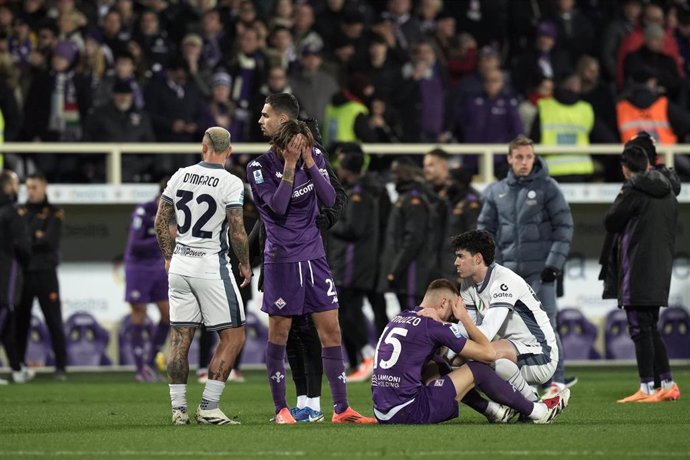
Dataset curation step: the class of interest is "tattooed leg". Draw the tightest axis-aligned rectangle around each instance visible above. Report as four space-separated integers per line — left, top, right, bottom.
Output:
208 327 246 382
167 326 195 384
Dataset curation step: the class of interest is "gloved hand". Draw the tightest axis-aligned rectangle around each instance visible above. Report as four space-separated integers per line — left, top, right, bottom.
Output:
540 266 560 283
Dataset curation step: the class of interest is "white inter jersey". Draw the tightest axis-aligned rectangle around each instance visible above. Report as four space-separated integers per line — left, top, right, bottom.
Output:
460 263 556 357
161 161 244 279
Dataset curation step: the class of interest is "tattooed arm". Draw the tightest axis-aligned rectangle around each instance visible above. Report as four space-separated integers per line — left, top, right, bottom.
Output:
227 208 252 287
155 199 177 272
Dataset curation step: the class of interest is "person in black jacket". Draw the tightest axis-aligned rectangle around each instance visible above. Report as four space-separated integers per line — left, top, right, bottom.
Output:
602 145 681 403
0 170 34 384
328 146 378 382
247 93 347 422
15 172 67 381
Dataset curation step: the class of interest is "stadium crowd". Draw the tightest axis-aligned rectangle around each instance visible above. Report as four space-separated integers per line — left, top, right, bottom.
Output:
1 0 690 182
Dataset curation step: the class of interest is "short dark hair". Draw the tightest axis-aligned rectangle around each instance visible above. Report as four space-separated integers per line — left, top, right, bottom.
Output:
26 172 47 183
339 149 364 174
0 170 16 191
451 230 495 266
271 119 314 151
508 135 535 156
159 176 170 195
426 278 459 296
621 145 649 173
265 93 299 120
425 148 448 161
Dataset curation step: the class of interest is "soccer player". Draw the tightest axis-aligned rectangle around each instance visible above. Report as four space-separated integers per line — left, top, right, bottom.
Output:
155 127 252 425
247 118 375 424
449 230 561 419
371 279 568 425
123 178 171 382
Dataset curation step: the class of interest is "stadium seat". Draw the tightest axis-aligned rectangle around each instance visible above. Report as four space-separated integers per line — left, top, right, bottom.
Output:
25 315 56 367
604 309 635 360
117 314 155 365
659 306 690 359
557 308 600 360
64 312 112 366
242 312 268 365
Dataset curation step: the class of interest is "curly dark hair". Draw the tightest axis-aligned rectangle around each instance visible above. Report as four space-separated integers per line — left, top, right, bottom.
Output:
271 119 314 152
450 230 495 266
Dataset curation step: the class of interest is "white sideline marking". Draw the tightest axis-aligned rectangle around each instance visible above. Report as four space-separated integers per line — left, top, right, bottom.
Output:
1 451 689 458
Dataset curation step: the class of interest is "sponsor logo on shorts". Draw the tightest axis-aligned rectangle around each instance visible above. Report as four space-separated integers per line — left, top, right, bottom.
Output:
174 246 206 257
274 297 287 309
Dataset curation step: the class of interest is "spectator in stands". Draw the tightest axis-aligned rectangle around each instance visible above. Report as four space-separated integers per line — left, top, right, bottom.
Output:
531 74 616 182
577 55 617 137
478 134 574 400
76 33 108 86
381 0 424 51
445 33 478 88
429 10 456 64
0 170 33 384
601 0 642 81
367 93 403 144
519 76 554 136
8 15 35 73
328 147 378 382
200 8 231 71
292 2 323 53
93 51 144 109
289 43 338 127
56 11 84 52
198 71 240 143
266 25 297 72
399 39 450 142
250 65 292 141
675 6 690 77
181 33 213 98
602 145 681 404
227 26 268 142
456 45 512 109
554 0 595 63
269 0 294 30
378 157 435 310
25 21 58 77
132 8 173 76
100 8 129 59
512 21 573 97
416 0 443 35
15 172 67 381
352 33 403 112
616 2 683 89
114 0 138 37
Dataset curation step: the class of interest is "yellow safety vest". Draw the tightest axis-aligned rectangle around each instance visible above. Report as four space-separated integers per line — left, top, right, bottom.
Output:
538 98 595 176
323 100 369 146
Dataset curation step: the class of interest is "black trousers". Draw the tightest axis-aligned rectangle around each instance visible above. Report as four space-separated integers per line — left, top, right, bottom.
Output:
286 314 322 398
366 290 389 336
338 288 369 368
625 306 672 385
16 269 67 371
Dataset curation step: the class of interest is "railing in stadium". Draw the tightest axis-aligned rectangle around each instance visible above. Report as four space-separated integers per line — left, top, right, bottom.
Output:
3 142 688 184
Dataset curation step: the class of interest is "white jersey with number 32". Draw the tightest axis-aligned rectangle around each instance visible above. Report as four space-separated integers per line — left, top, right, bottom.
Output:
161 161 244 279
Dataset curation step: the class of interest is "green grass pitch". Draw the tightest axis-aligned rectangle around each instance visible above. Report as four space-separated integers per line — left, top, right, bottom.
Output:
1 366 689 459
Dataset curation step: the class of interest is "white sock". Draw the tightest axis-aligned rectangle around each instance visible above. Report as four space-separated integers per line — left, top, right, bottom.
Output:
361 344 375 359
495 359 538 402
661 379 675 390
296 395 307 409
485 401 500 417
169 384 187 409
640 381 655 394
528 402 547 420
306 396 321 412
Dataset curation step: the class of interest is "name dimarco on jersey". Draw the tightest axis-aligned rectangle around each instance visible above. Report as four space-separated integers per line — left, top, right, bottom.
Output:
183 172 220 187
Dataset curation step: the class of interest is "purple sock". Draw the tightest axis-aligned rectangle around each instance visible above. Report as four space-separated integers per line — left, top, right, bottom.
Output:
148 321 170 366
130 324 145 373
467 361 533 416
322 346 349 414
266 342 288 413
461 388 490 415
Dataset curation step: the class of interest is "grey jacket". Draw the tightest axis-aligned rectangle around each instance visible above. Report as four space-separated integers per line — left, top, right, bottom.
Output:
477 157 573 278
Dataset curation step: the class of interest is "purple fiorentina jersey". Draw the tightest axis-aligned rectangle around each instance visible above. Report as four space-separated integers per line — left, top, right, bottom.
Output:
247 147 332 263
372 309 467 413
124 198 164 267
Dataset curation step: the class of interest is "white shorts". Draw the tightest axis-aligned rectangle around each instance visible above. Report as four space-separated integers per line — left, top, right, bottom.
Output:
511 340 558 385
168 273 245 331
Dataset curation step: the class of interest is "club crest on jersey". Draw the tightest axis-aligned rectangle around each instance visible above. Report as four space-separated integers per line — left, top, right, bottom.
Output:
253 169 264 184
274 297 287 309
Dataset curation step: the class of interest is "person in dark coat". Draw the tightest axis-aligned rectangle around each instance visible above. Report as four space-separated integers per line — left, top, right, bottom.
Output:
601 145 681 403
328 146 378 381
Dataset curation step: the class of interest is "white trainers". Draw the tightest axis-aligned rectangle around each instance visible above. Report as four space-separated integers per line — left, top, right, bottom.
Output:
540 383 564 401
12 366 36 384
195 406 240 425
0 377 8 385
227 369 245 383
533 388 570 424
172 408 190 425
487 404 519 424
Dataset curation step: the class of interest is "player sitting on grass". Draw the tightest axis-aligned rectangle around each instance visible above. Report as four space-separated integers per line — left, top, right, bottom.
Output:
371 279 569 424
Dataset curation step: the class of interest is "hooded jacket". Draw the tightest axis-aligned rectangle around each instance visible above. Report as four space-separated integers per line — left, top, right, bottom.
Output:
477 157 573 278
601 170 677 307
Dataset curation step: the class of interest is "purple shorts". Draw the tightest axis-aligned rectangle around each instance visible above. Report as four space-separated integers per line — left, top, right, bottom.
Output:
261 257 339 317
125 265 168 304
376 376 459 425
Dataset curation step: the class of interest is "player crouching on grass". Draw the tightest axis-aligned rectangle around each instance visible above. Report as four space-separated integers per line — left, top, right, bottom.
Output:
371 279 569 424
